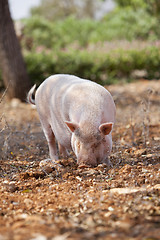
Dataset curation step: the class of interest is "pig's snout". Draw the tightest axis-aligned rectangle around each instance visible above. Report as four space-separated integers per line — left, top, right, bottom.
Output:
78 156 98 168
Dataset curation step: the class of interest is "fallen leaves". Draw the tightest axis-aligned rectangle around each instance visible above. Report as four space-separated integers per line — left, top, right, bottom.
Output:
0 80 160 239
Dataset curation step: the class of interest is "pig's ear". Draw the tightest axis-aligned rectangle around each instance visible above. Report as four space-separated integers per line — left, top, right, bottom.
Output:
99 122 113 135
65 121 79 133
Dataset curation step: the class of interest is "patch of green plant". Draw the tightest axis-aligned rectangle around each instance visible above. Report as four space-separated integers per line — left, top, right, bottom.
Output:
22 16 98 50
1 43 160 88
22 11 160 52
101 7 159 41
22 45 160 86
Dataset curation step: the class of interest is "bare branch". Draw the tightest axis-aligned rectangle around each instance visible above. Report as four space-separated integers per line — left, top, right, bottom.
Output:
0 81 10 104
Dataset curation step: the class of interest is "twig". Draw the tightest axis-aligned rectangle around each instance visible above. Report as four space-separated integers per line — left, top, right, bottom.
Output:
141 88 153 147
0 81 10 104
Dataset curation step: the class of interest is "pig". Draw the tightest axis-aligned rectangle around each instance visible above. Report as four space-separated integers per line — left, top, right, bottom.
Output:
27 74 116 167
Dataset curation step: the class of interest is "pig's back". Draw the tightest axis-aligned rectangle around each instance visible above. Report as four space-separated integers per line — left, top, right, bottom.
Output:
35 74 115 124
53 75 116 125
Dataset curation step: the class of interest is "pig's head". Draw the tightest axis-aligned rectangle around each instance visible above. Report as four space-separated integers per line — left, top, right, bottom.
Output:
65 121 113 167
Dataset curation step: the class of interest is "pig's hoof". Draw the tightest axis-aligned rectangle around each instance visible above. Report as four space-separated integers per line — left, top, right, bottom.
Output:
39 158 62 168
78 164 92 169
39 158 53 167
104 158 113 168
107 161 113 168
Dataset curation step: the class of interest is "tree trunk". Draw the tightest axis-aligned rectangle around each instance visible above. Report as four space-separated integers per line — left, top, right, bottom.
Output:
0 0 31 101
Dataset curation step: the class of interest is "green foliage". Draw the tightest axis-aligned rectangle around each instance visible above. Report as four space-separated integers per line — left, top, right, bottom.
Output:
22 9 160 53
102 7 159 41
2 1 159 88
24 51 56 84
22 16 98 50
30 0 100 20
1 41 160 86
23 45 160 86
114 0 147 9
114 0 160 18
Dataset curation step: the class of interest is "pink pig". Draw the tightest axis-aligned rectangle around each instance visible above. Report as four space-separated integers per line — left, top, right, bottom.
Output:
28 74 116 167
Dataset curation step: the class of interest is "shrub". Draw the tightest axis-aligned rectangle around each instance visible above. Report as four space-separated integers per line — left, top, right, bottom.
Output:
22 16 98 50
1 42 160 87
24 51 56 85
101 7 159 41
23 45 160 86
22 10 160 53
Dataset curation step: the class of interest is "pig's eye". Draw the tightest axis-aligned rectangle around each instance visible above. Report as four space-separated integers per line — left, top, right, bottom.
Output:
96 134 101 141
77 142 81 151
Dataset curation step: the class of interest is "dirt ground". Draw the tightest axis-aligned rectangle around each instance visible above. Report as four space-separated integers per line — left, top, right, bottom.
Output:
0 80 160 240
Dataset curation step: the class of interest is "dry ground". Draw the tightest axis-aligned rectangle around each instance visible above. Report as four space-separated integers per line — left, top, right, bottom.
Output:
0 80 160 240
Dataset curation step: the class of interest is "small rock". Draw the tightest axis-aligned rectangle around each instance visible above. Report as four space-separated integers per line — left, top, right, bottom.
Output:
153 184 160 190
21 172 30 179
39 159 53 167
24 198 33 208
96 163 108 171
8 184 18 193
134 149 147 157
10 98 21 108
52 233 70 240
108 206 114 211
39 159 62 169
42 166 54 174
31 234 47 240
12 221 26 230
119 164 132 174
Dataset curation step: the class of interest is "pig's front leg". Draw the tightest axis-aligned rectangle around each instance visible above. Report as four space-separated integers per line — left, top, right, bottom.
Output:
104 157 113 168
58 142 69 158
41 122 58 161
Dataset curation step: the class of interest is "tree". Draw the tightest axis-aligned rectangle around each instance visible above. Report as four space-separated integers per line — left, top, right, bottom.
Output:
0 0 31 101
114 0 160 17
31 0 101 21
